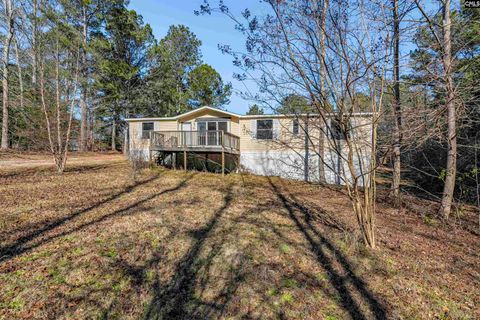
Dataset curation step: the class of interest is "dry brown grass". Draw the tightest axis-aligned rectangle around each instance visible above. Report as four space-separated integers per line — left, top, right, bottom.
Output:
0 154 478 319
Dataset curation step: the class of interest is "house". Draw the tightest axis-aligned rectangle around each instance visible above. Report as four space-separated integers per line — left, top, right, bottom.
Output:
125 106 373 185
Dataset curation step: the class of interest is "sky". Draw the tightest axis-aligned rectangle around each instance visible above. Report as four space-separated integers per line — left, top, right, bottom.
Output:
128 0 264 115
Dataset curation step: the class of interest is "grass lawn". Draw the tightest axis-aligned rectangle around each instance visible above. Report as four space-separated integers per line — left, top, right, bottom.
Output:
0 153 478 319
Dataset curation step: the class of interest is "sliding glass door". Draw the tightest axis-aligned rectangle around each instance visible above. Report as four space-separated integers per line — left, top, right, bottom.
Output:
207 122 217 145
198 122 207 145
197 120 228 146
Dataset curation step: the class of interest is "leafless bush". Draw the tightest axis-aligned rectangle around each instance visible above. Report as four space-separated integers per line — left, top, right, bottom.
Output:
128 147 149 181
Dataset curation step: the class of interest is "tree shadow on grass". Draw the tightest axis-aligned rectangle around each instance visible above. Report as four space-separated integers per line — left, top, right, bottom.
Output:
267 177 390 320
0 173 193 264
138 183 244 320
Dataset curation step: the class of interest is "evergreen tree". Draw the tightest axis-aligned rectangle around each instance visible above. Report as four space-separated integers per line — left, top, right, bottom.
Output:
91 6 154 150
246 104 264 115
144 25 202 116
188 63 231 108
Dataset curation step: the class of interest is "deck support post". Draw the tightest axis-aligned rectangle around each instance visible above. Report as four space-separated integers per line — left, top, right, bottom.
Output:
236 154 240 173
183 150 187 171
149 130 240 174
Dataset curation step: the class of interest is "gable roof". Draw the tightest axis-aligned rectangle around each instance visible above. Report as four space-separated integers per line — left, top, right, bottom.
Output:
125 106 241 122
177 106 241 119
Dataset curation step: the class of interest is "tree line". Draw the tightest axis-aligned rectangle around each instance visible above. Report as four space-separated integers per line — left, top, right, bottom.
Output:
0 0 231 163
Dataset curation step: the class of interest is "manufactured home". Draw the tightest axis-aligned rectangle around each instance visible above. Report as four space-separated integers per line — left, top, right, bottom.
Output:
125 106 372 184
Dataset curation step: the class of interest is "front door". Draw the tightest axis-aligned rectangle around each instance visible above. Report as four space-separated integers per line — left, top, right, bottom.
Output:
182 122 192 146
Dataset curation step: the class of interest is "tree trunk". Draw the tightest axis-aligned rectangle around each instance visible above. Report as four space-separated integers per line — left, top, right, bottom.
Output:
317 0 329 184
31 0 37 85
351 190 376 249
59 58 80 173
79 4 88 152
111 117 116 151
304 114 309 182
13 36 24 110
88 108 94 150
391 0 402 206
1 0 14 150
439 0 456 219
55 39 62 154
79 94 88 151
318 123 326 183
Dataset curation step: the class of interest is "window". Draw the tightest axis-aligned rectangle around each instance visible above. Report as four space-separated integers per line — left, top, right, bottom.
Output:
142 122 154 139
256 119 273 140
292 119 299 135
208 121 217 131
218 121 228 133
198 122 206 131
197 121 228 132
329 119 350 140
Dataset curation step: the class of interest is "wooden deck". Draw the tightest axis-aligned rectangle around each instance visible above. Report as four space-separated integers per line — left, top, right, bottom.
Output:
150 131 240 154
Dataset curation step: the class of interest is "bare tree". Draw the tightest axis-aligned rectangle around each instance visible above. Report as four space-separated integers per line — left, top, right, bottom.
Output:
31 0 37 85
79 3 88 152
438 0 456 219
1 0 15 150
39 24 81 172
199 0 392 248
414 0 457 219
317 0 328 184
391 0 402 206
13 34 24 110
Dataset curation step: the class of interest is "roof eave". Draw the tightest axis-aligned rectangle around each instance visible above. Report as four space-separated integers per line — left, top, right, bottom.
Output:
125 107 374 122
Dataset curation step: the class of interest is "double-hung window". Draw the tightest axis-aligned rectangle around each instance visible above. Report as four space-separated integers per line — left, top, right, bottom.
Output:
142 122 154 139
256 119 273 140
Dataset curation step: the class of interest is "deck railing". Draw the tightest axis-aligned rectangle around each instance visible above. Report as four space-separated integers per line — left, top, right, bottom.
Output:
150 130 240 152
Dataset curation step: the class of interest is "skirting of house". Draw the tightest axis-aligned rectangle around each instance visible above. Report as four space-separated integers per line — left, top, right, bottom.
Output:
240 150 370 186
241 151 328 184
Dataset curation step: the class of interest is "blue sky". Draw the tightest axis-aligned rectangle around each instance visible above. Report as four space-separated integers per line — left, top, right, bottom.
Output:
128 0 264 115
